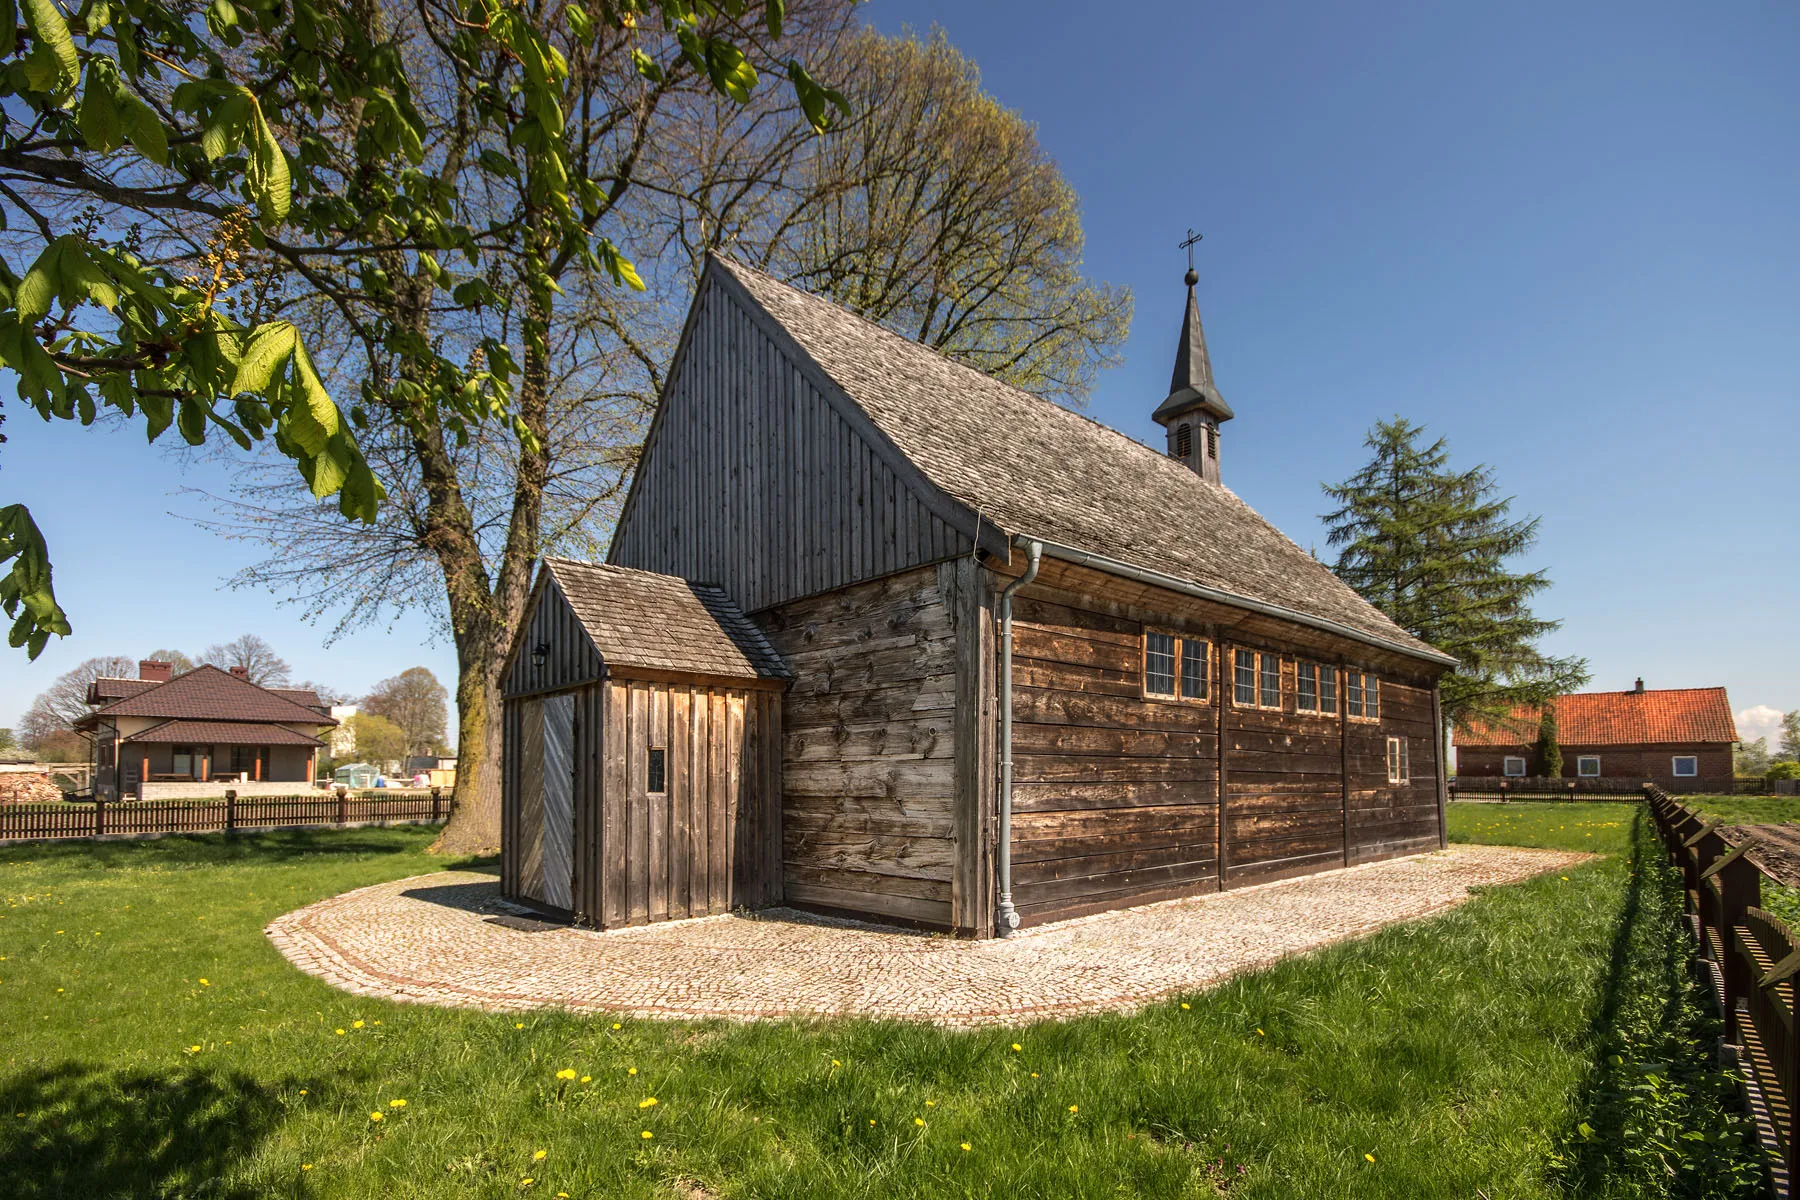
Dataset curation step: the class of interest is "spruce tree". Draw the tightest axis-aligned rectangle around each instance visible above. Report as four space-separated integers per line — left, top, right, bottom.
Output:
1534 706 1563 778
1321 417 1588 729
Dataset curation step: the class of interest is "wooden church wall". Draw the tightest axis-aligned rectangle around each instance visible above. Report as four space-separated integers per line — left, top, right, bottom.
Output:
757 565 962 929
610 279 971 614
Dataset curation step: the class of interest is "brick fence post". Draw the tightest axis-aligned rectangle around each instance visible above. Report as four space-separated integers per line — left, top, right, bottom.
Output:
225 789 237 835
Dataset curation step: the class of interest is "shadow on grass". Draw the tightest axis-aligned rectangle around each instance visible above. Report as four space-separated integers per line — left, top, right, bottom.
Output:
5 826 497 873
1555 807 1765 1198
0 1061 300 1198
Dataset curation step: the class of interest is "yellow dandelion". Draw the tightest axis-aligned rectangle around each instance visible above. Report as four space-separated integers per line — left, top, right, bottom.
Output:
640 1131 654 1140
925 1100 936 1107
1068 1105 1079 1114
521 1178 534 1187
1010 1043 1022 1052
299 1090 308 1095
869 1119 876 1126
1256 1028 1265 1037
302 1163 313 1171
352 1020 365 1029
369 1111 384 1122
533 1149 548 1161
914 1118 925 1127
1365 1152 1376 1163
831 1059 841 1067
389 1099 406 1108
1030 1072 1039 1078
627 1067 638 1076
639 1097 659 1109
1180 1002 1190 1010
199 978 210 986
373 1020 382 1025
187 1044 202 1053
555 1068 577 1080
960 1142 972 1152
580 1075 591 1083
515 1022 525 1029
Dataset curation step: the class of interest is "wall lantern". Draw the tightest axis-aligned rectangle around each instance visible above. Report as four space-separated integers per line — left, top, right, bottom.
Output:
531 642 550 671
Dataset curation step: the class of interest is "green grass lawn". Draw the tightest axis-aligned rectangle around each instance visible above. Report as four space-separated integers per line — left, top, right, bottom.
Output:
1687 795 1800 827
0 810 1763 1198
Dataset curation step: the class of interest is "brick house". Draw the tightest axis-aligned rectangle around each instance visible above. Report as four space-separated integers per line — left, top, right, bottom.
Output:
73 660 337 800
1455 680 1737 793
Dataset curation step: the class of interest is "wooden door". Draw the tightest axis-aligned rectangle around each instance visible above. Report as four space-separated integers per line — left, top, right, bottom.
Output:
518 694 577 911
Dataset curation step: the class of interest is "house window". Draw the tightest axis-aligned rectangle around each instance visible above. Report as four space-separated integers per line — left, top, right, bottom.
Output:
1672 756 1699 778
171 745 195 777
1144 629 1210 703
1504 756 1527 777
1387 736 1410 784
1181 638 1209 701
1175 423 1192 459
1344 670 1379 721
1232 649 1282 710
1144 631 1177 697
647 748 667 794
1577 755 1601 778
1297 662 1339 714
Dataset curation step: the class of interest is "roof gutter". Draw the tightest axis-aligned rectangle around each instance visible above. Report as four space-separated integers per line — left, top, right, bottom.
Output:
1023 537 1459 670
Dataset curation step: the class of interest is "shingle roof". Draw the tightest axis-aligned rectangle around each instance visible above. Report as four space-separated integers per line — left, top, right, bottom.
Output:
77 665 340 727
542 559 790 681
1456 687 1738 748
271 688 326 709
711 257 1443 665
89 677 157 703
120 719 326 747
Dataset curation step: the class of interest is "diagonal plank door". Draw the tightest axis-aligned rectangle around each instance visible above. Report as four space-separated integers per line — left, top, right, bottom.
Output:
539 693 576 910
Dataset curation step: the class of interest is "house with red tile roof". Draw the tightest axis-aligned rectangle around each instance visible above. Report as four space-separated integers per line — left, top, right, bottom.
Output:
73 660 337 800
1454 680 1738 793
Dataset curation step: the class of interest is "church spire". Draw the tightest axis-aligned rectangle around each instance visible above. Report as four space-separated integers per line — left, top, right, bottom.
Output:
1152 233 1233 484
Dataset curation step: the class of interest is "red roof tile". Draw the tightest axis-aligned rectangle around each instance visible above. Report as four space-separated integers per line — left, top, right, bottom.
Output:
77 666 339 727
1456 687 1737 748
120 719 326 747
88 678 157 704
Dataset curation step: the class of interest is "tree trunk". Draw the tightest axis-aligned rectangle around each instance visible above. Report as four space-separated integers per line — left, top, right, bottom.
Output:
433 641 506 855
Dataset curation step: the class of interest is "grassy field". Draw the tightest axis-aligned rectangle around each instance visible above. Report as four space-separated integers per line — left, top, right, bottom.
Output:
1688 795 1800 826
0 808 1763 1198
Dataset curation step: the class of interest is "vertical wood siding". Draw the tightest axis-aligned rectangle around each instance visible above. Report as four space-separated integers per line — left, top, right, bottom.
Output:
503 678 782 926
1006 590 1221 926
503 576 604 699
1346 679 1441 864
759 566 960 928
610 280 971 612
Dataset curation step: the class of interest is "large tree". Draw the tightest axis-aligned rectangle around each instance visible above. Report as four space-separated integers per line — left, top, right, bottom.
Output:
201 634 291 686
144 648 199 674
362 667 450 757
198 15 1127 853
0 0 843 664
1781 710 1800 764
1321 418 1588 729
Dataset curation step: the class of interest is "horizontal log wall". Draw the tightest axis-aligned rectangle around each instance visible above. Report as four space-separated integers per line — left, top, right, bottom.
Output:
1008 590 1221 925
758 566 959 928
1222 655 1347 888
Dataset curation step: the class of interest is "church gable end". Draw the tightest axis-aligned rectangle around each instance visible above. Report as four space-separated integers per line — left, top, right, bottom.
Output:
610 270 976 614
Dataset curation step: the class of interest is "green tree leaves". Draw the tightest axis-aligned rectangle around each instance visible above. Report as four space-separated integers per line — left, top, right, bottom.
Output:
0 505 71 658
21 0 79 92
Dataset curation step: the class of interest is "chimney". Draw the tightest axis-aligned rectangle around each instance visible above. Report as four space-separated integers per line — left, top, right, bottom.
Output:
229 666 250 680
138 660 172 683
1634 677 1646 694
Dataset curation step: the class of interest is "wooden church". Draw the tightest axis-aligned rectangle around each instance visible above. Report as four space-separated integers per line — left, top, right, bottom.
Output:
500 255 1455 936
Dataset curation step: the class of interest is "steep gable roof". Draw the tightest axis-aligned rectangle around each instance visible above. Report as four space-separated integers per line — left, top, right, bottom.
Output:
1457 687 1738 748
78 665 339 727
707 257 1447 666
540 559 790 681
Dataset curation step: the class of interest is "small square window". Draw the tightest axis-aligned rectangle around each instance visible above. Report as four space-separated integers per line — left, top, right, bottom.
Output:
1577 755 1601 778
647 748 666 793
1144 631 1176 697
1672 756 1699 778
1387 736 1410 784
1345 671 1380 721
1503 756 1527 777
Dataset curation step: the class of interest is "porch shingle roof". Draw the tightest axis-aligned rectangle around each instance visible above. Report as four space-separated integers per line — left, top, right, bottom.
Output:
120 719 326 747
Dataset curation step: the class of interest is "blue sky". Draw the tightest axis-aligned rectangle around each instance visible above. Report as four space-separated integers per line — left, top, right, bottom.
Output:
4 0 1797 743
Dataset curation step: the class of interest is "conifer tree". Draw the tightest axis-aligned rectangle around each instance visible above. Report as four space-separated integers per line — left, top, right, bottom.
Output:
1321 417 1588 729
1534 706 1563 778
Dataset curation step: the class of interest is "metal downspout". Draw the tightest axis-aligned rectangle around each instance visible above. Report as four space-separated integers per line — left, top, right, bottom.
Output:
995 538 1042 936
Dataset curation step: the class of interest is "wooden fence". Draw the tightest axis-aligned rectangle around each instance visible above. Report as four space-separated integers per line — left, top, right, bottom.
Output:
1648 784 1796 1197
1448 776 1649 801
0 788 451 844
